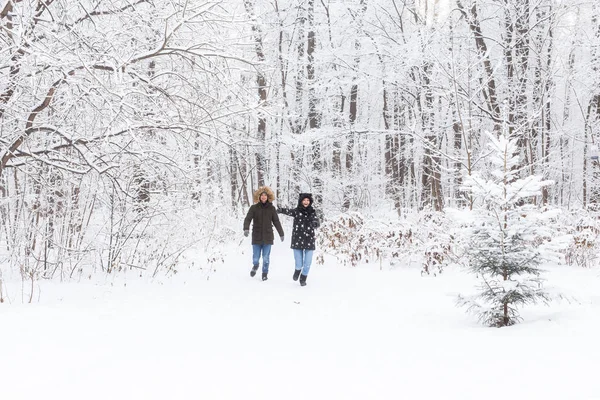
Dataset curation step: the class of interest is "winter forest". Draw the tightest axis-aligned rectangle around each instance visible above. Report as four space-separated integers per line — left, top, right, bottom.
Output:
2 0 600 316
3 0 600 397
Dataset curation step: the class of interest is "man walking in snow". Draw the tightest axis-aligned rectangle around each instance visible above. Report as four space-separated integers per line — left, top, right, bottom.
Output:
243 186 284 281
277 193 321 286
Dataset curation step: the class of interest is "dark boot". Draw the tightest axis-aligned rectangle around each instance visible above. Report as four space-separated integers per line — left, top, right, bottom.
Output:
262 272 268 281
299 274 307 286
250 264 259 277
293 269 302 281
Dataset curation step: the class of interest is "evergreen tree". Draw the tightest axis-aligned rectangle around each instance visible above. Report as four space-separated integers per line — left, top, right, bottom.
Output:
458 133 556 327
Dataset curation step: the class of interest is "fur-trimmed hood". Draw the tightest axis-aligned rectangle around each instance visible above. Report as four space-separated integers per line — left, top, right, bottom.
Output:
253 186 275 204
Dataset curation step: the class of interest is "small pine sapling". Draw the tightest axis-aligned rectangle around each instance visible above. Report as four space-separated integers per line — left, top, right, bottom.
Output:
458 133 557 327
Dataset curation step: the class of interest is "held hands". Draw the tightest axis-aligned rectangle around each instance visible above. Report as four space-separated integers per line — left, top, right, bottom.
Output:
244 230 249 237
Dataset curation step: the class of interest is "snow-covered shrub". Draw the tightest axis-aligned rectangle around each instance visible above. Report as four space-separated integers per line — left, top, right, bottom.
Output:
417 211 454 276
91 197 235 279
562 211 600 268
316 210 455 273
316 212 413 267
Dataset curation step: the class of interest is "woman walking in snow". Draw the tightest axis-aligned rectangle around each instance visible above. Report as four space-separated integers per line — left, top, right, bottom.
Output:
277 193 321 286
243 186 285 281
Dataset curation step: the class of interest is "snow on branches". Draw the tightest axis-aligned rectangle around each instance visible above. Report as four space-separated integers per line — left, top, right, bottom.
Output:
454 133 566 327
316 210 455 274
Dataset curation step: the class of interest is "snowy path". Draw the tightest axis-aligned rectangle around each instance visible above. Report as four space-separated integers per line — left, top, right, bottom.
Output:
1 242 599 399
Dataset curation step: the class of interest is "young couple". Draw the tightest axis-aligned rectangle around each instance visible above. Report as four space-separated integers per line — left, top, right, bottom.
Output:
243 186 321 287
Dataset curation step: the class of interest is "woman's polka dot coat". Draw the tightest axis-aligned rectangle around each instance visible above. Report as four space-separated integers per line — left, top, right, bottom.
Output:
278 194 320 251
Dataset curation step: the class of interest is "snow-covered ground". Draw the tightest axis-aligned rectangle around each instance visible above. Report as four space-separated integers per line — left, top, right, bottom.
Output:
1 240 599 400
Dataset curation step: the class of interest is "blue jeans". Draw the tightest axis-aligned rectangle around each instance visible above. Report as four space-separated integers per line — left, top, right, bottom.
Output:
252 244 272 273
293 249 314 276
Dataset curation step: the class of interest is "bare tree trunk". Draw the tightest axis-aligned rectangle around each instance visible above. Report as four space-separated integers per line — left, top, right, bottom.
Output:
453 120 464 207
341 0 368 212
244 0 268 187
307 0 317 131
587 3 600 210
229 147 240 209
561 30 578 207
383 88 402 215
332 96 345 181
457 0 502 134
533 2 554 205
321 0 344 199
294 6 306 137
274 0 289 201
276 120 282 202
307 0 322 204
290 2 307 195
589 96 600 210
240 147 250 207
343 82 357 212
584 125 588 209
420 62 444 211
504 0 531 172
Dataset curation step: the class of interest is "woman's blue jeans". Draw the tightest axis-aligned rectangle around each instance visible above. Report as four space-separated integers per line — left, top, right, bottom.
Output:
293 249 314 276
252 244 272 273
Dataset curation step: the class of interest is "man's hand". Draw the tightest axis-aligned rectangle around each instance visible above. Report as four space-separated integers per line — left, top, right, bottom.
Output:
280 236 285 242
244 230 249 237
